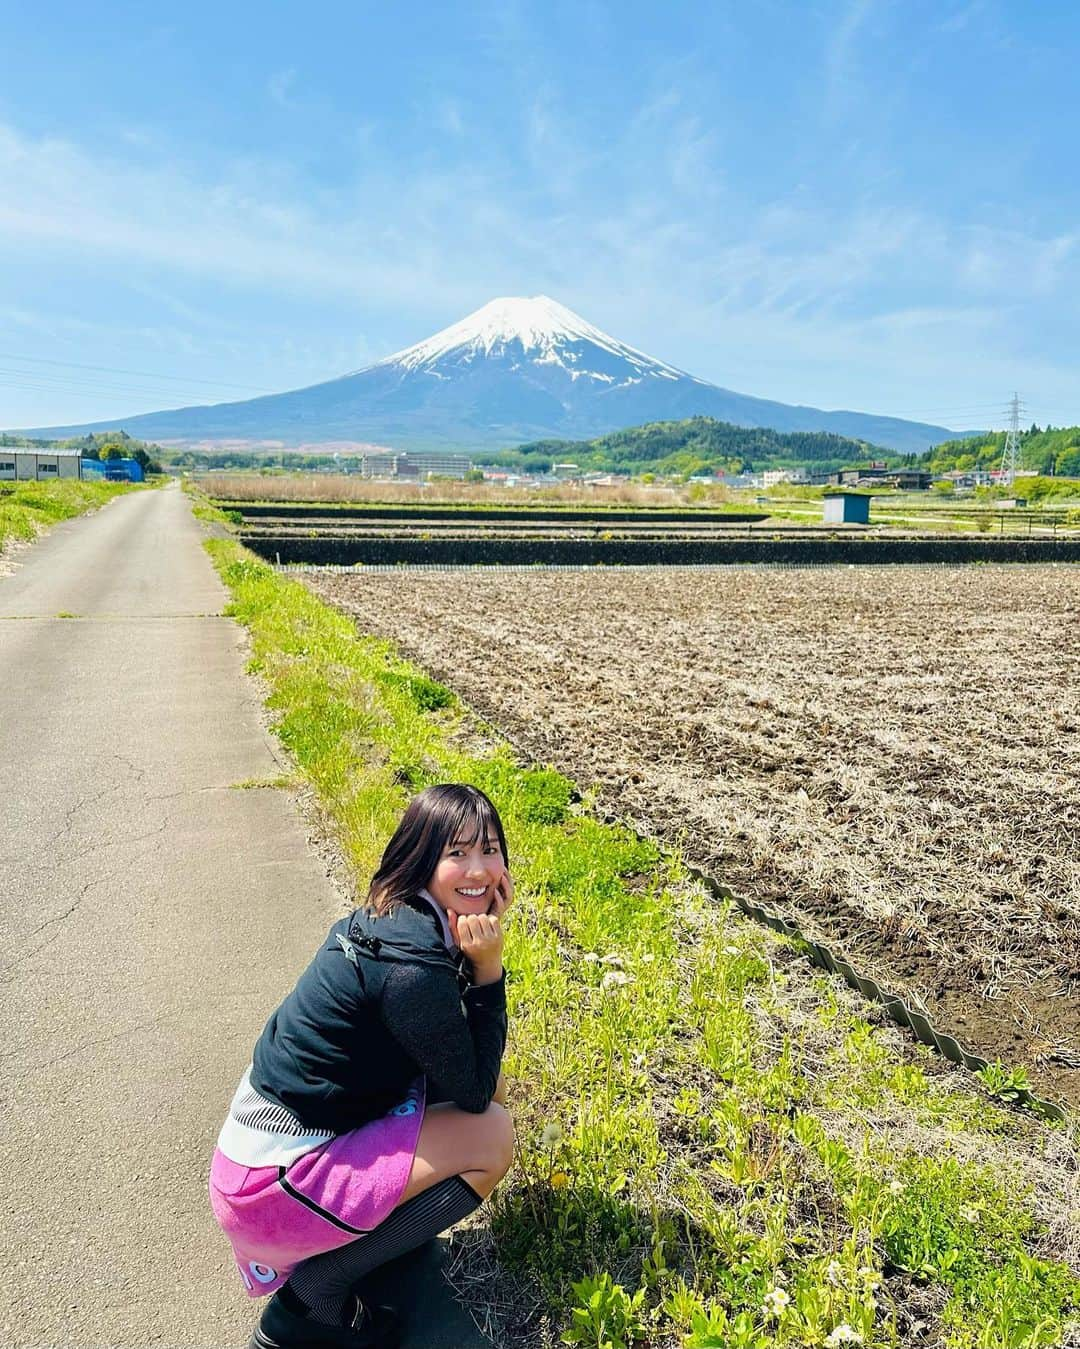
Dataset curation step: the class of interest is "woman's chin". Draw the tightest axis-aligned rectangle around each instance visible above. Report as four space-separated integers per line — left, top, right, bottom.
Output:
449 895 490 914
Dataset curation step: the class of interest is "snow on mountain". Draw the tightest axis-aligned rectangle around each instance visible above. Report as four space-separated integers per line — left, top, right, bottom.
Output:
12 295 958 454
376 295 689 385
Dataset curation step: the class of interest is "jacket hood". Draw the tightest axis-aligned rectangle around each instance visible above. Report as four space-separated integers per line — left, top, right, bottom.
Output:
342 900 464 980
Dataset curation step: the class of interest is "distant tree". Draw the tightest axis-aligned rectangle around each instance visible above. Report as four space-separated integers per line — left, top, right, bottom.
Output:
100 443 127 461
463 468 485 483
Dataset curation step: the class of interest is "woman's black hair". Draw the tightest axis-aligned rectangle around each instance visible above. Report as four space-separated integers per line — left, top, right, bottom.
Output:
366 783 508 916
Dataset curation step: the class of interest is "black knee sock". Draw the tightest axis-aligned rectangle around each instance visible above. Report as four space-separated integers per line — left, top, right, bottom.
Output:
285 1175 484 1325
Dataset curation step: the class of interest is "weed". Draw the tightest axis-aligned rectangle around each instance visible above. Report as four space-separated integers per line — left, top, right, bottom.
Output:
563 1272 646 1349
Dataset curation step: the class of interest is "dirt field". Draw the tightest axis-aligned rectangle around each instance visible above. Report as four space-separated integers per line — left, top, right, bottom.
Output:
305 564 1080 1109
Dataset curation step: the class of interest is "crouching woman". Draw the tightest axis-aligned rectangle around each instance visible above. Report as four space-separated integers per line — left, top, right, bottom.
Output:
209 784 515 1349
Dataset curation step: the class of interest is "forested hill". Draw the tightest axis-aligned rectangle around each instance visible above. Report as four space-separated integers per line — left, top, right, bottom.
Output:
924 425 1080 478
479 417 889 476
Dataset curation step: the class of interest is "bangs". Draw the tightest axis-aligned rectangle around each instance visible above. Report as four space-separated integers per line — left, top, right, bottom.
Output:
448 794 500 851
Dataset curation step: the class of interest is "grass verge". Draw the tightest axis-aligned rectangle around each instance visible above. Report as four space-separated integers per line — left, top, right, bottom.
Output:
205 535 1080 1349
0 478 148 553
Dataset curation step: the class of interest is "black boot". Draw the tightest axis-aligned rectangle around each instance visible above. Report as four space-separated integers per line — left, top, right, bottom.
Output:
248 1286 402 1349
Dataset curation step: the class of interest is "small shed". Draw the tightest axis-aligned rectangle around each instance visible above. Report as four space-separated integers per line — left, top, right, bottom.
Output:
823 492 871 525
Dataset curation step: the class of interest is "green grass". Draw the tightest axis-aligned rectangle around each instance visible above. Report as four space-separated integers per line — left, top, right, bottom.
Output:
203 535 1080 1349
0 478 147 551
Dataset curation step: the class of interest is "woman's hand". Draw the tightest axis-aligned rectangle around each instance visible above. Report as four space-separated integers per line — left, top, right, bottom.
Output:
448 907 504 985
487 870 515 919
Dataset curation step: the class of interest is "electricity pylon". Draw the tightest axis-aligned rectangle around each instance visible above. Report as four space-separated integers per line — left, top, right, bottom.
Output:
998 393 1023 487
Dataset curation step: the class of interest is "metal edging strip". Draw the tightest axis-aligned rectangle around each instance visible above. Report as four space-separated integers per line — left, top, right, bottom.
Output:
682 862 1068 1122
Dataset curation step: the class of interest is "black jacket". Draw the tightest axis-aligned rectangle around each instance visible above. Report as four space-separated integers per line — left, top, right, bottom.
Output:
250 898 508 1134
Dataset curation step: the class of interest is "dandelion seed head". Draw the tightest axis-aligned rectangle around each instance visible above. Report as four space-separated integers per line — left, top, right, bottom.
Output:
826 1259 844 1286
540 1123 563 1147
887 1179 904 1196
582 952 600 964
601 970 631 990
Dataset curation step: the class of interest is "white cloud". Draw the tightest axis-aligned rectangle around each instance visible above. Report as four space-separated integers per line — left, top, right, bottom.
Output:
1 113 1077 424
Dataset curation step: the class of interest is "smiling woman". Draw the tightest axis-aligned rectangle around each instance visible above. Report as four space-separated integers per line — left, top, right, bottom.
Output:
208 781 515 1349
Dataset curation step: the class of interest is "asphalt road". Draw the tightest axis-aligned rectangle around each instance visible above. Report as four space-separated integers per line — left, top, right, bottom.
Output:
0 485 487 1348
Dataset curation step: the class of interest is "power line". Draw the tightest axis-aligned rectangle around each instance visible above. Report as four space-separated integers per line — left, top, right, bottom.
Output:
0 352 273 394
0 370 231 404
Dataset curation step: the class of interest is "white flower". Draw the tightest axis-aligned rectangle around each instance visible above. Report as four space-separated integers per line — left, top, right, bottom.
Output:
826 1259 844 1286
762 1287 790 1318
540 1123 563 1148
825 1324 863 1347
723 945 740 956
582 952 601 964
601 970 631 991
600 954 624 966
887 1179 905 1196
960 1205 980 1224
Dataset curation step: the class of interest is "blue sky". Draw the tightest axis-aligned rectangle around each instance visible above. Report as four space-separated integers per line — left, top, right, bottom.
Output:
2 0 1079 433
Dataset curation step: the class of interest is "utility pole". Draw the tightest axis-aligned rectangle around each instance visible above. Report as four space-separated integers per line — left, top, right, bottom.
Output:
998 392 1023 487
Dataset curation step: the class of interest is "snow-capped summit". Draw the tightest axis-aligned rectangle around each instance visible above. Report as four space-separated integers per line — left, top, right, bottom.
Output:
377 295 688 385
14 295 958 453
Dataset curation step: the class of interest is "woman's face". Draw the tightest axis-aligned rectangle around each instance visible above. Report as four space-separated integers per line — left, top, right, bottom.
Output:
426 830 506 917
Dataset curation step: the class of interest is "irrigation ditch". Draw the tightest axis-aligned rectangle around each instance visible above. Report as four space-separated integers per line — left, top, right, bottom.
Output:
246 533 1080 566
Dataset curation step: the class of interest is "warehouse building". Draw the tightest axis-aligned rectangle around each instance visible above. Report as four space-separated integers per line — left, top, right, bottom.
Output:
359 452 472 480
0 449 84 481
0 450 145 483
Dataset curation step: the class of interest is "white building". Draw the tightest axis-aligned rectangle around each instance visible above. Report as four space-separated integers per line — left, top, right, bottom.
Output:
359 452 471 480
0 449 83 481
762 468 796 488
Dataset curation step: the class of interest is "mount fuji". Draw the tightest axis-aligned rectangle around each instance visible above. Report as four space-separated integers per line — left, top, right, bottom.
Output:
16 296 956 453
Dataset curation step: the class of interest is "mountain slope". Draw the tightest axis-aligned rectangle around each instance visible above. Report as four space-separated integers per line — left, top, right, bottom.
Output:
14 295 957 454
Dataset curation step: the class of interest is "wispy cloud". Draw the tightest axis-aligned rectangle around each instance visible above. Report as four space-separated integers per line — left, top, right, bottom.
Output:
1 107 1077 423
822 0 880 120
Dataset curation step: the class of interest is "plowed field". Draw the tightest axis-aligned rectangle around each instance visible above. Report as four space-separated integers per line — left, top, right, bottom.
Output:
305 564 1080 1109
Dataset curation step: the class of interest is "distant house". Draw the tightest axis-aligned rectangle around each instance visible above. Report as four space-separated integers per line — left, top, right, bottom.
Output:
826 466 931 491
881 468 931 491
762 468 797 488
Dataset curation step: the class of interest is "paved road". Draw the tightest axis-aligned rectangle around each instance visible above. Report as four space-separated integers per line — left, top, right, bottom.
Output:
0 486 486 1348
